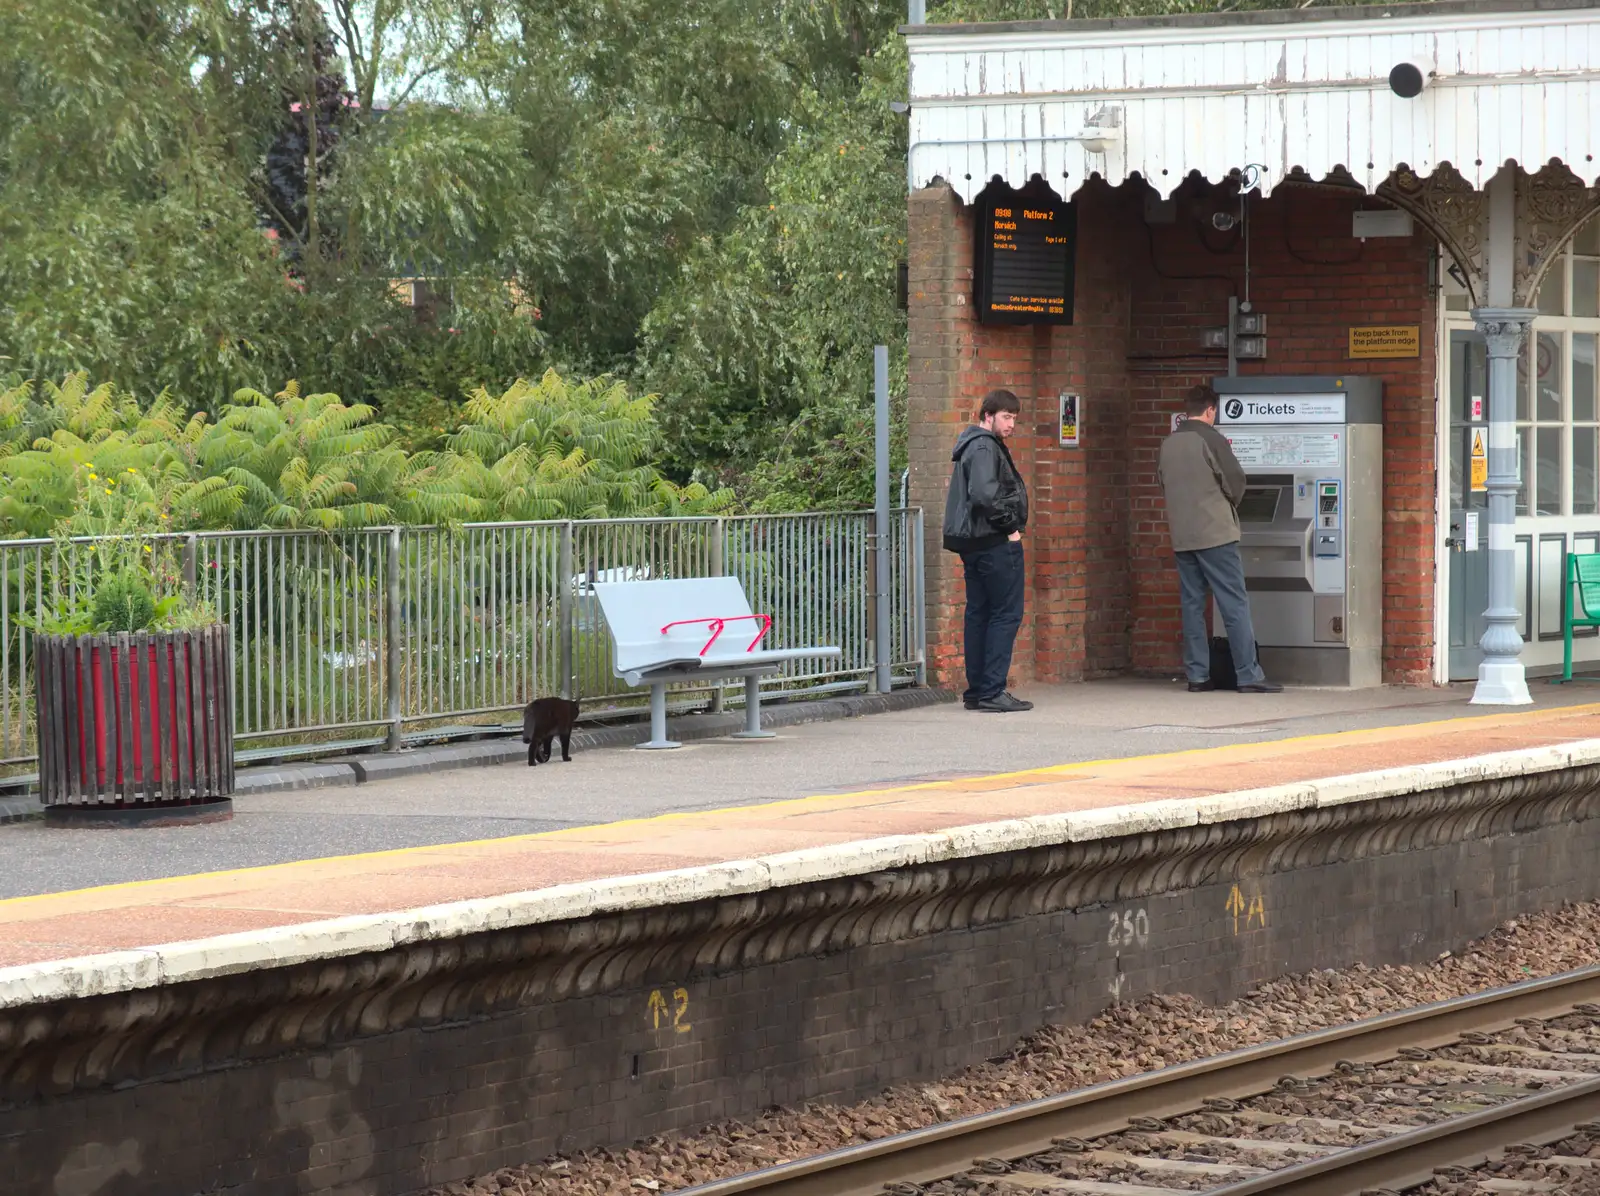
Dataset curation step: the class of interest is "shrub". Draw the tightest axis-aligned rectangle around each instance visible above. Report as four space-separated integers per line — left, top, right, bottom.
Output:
0 371 736 539
91 572 156 633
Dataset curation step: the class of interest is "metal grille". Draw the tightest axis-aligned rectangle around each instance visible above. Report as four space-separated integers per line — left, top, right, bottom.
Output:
0 512 925 768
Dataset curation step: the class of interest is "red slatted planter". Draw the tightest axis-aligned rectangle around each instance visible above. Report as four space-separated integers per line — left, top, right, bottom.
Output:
34 626 235 826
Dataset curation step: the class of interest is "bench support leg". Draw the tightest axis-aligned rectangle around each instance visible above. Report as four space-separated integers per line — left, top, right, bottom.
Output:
635 683 681 750
730 673 776 740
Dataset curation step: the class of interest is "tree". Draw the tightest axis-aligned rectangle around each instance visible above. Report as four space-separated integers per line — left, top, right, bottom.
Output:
638 19 910 509
0 0 1373 522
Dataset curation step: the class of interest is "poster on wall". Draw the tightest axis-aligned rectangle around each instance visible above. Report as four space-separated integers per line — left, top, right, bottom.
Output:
1470 429 1487 492
1059 393 1081 447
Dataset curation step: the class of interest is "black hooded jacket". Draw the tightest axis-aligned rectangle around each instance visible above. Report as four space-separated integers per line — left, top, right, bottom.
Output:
942 425 1029 553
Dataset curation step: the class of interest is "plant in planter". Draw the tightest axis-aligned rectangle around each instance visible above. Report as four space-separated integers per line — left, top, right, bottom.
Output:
27 466 237 826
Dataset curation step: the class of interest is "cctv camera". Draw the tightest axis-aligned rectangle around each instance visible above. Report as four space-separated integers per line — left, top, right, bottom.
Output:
1388 58 1435 99
1212 211 1237 232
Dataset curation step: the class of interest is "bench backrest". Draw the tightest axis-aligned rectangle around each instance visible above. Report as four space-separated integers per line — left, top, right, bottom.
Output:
1573 553 1600 620
593 577 766 673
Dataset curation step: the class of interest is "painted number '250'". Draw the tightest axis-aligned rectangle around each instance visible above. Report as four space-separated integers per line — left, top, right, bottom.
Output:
1107 908 1150 948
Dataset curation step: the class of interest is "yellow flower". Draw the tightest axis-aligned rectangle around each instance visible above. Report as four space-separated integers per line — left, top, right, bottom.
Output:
88 473 97 481
105 488 112 495
143 545 152 553
126 467 136 474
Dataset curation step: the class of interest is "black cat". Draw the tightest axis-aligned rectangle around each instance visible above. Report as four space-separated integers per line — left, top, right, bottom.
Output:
521 697 580 766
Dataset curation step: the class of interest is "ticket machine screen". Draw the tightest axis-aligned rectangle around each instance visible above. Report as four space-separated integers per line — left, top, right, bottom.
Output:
1237 487 1281 523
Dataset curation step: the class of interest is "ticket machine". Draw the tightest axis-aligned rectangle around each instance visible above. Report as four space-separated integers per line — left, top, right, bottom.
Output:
1212 376 1383 687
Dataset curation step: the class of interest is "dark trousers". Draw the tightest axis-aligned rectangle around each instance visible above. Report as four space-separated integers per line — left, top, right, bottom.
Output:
1175 542 1266 687
960 540 1025 703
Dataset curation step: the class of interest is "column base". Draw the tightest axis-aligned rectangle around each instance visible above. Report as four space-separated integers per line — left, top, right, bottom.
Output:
1470 660 1533 705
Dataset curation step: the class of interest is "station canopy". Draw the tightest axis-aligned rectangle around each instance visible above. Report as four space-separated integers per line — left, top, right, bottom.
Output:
905 0 1600 203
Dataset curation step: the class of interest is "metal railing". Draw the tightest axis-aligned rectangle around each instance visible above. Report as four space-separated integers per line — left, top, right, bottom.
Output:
0 511 926 768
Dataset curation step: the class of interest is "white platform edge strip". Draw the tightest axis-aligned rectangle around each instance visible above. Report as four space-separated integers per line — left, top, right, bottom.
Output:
4 737 1599 1009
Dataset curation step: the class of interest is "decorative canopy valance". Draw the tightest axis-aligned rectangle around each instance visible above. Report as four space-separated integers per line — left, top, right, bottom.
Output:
905 0 1600 203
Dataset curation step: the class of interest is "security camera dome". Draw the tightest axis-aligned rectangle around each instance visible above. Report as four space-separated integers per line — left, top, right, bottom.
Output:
1389 61 1429 98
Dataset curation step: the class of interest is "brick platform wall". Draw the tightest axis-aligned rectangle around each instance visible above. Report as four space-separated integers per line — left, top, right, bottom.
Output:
12 772 1600 1196
908 179 1438 687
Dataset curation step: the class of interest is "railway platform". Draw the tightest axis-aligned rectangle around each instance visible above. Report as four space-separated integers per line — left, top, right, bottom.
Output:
8 681 1600 1196
1 684 1598 971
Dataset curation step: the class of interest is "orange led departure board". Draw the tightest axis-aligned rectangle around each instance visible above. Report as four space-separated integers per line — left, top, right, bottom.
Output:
974 190 1077 325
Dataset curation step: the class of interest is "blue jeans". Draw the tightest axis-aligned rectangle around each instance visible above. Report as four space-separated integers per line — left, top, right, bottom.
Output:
1175 543 1266 687
960 540 1025 702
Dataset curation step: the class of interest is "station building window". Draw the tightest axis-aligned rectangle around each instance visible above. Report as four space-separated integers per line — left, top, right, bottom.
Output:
1444 215 1600 520
1444 213 1600 660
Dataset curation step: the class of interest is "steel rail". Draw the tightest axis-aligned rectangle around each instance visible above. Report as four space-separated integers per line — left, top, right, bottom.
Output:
676 963 1600 1196
1210 1071 1600 1194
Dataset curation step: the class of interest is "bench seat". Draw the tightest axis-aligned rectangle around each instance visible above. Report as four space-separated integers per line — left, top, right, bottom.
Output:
1558 552 1600 682
593 577 841 748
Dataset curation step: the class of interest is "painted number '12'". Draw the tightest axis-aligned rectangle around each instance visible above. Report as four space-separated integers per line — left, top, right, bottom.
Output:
647 987 692 1034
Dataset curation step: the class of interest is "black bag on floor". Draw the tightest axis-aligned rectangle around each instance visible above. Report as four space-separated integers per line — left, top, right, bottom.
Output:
1210 636 1239 690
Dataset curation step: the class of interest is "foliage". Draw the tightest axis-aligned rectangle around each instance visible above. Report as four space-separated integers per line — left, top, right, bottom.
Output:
640 38 911 509
91 573 157 634
14 451 222 635
0 371 733 541
0 0 1401 515
448 371 733 521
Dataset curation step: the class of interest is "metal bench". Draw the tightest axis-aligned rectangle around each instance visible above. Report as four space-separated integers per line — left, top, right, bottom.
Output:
592 577 842 749
1558 552 1600 682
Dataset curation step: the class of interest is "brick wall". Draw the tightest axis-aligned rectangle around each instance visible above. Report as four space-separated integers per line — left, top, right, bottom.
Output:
909 179 1439 687
11 769 1600 1196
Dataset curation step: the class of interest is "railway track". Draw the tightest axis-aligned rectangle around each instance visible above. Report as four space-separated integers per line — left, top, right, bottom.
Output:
678 964 1600 1196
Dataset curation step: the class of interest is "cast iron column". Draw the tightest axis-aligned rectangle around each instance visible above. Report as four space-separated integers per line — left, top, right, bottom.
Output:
1470 307 1536 705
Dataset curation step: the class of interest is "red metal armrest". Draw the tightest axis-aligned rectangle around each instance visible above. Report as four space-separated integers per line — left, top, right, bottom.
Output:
660 613 773 655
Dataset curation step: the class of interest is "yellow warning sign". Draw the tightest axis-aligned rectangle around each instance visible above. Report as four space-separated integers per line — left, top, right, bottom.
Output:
1471 429 1487 492
1349 325 1421 359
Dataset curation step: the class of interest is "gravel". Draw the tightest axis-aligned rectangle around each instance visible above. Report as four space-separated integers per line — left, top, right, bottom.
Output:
424 900 1600 1196
1419 1131 1600 1194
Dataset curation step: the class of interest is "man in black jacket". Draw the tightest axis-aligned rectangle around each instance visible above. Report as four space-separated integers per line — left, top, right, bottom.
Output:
943 389 1032 713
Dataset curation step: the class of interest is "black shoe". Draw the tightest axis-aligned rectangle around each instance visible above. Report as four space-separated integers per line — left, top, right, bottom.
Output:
963 698 980 710
1237 681 1283 693
977 691 1033 713
1187 680 1215 693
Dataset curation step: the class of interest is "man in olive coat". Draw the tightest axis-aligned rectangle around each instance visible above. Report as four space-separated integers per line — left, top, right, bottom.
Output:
1158 384 1282 693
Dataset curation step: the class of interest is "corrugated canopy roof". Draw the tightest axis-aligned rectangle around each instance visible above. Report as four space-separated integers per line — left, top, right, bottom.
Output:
905 0 1600 201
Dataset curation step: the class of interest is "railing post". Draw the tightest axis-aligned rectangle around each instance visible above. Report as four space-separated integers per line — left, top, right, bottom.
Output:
559 521 574 700
914 507 928 687
872 345 892 694
182 533 198 593
385 527 402 752
709 517 726 713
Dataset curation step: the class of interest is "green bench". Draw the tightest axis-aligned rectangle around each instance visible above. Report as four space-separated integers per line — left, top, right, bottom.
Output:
1559 552 1600 681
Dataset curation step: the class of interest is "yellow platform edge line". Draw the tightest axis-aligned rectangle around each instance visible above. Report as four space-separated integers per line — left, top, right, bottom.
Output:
4 699 1598 912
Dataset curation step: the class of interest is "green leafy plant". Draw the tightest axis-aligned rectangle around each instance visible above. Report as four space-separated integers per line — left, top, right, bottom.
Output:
91 572 156 633
0 372 732 538
15 456 221 637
